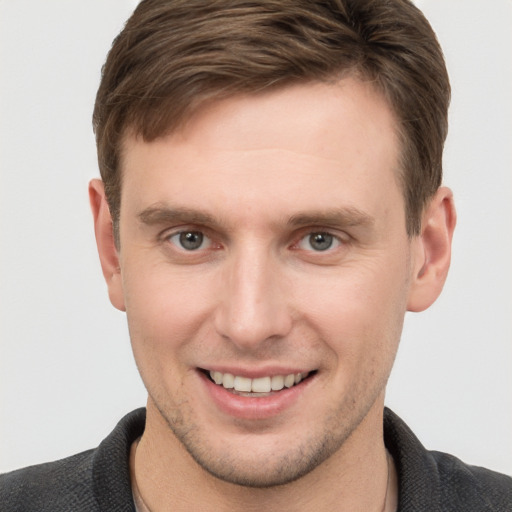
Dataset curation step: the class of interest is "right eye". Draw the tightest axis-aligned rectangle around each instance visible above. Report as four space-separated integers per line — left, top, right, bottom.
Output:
167 230 212 251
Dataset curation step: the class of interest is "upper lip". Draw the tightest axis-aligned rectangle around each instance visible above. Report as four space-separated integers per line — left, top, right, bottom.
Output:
198 366 314 379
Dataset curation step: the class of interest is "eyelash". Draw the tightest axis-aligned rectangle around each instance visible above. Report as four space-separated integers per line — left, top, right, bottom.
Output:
294 232 343 252
161 228 347 254
165 230 215 252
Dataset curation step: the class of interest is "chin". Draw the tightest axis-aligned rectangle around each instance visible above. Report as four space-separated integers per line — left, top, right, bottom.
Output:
156 400 359 489
181 436 341 488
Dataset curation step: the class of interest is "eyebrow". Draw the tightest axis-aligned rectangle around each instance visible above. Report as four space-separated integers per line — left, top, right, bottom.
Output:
137 204 374 230
287 207 375 229
138 205 220 228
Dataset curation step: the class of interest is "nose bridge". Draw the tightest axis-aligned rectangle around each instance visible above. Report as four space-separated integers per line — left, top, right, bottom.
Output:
214 242 291 347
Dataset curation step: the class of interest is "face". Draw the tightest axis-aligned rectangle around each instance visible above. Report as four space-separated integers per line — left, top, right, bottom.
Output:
111 79 420 487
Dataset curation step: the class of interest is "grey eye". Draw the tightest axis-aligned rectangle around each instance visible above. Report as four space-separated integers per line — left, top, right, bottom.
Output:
180 231 203 250
297 232 340 252
169 231 209 251
308 233 333 251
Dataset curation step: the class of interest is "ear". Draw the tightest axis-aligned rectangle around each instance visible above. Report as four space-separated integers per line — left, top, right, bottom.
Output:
407 186 456 312
89 179 126 312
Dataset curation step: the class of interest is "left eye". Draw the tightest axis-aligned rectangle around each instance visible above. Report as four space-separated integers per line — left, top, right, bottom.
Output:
297 232 341 252
168 231 212 251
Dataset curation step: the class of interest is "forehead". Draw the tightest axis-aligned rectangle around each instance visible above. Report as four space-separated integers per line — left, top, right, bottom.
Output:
119 78 403 227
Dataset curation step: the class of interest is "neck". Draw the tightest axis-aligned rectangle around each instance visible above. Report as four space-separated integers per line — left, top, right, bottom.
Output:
131 401 397 512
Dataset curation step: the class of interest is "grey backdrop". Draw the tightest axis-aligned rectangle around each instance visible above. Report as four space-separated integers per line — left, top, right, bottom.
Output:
1 1 511 474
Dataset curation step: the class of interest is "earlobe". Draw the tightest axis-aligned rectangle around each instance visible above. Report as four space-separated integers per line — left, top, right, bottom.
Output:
89 179 126 312
407 187 456 312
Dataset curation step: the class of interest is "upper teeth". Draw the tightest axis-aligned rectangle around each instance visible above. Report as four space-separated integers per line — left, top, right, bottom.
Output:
209 371 308 393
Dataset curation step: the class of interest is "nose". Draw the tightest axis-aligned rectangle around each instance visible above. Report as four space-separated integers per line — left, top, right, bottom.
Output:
213 245 293 350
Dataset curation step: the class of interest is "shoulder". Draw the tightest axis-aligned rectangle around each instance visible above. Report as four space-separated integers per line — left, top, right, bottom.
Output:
0 449 98 511
432 450 512 511
0 408 145 512
384 408 512 511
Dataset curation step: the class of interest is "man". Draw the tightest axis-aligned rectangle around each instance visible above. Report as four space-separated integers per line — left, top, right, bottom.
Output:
1 0 511 510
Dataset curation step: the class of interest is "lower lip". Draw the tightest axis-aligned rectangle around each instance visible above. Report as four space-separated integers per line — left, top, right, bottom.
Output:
199 371 314 420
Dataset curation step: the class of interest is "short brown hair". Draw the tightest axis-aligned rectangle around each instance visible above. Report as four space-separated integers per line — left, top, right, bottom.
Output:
93 0 450 239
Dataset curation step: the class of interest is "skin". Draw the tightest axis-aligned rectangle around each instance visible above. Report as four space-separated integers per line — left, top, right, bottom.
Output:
90 78 455 511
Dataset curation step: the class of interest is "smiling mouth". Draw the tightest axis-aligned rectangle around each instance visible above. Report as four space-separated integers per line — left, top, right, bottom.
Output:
202 369 314 396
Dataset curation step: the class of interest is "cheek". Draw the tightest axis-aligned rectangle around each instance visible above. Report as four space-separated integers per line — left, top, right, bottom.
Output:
296 260 408 354
121 264 217 355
